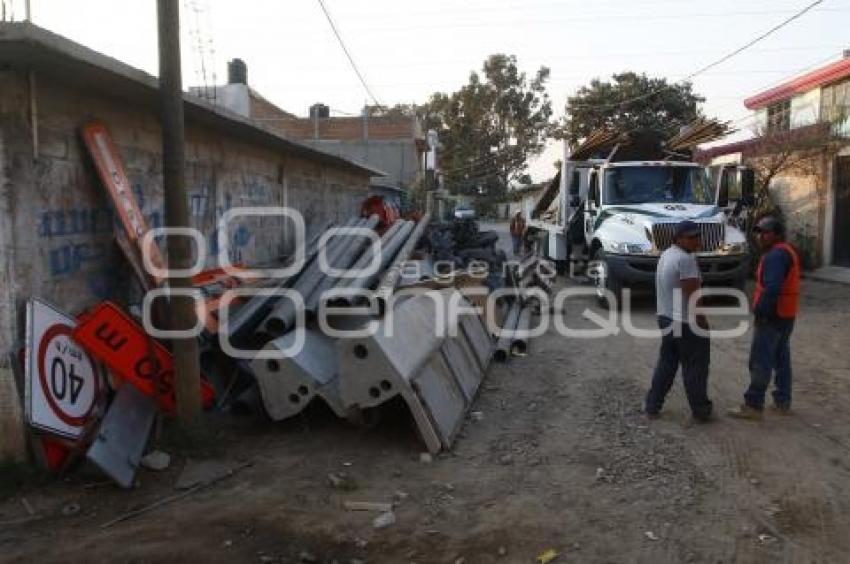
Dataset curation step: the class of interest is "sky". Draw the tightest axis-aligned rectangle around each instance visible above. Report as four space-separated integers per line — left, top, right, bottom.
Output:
11 0 850 181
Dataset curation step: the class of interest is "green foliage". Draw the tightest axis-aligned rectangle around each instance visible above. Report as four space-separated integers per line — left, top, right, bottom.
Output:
423 54 554 202
563 72 704 144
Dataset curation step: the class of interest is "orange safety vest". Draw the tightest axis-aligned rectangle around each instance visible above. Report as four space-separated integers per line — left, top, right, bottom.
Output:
753 242 801 319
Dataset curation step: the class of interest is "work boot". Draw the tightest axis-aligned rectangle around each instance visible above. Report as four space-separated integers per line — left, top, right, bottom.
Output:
727 404 764 421
770 403 793 415
691 413 714 424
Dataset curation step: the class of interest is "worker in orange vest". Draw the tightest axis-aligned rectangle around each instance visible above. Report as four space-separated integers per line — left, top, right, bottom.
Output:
728 216 801 420
510 211 527 256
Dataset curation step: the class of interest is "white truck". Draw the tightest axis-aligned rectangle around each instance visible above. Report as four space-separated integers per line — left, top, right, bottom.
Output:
527 144 755 301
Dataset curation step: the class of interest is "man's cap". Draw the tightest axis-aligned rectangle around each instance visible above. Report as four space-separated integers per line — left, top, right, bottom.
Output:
674 220 701 238
754 216 785 235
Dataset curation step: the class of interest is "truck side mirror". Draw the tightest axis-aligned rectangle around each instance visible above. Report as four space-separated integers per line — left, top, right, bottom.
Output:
589 172 600 208
718 174 729 209
570 170 580 195
740 168 755 206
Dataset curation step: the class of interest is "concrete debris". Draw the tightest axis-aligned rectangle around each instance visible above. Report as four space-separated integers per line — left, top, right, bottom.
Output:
61 503 81 517
645 531 660 541
372 511 396 529
419 453 433 464
176 459 241 491
141 450 171 472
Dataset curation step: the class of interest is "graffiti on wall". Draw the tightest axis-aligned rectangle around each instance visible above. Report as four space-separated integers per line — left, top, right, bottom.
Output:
40 170 291 296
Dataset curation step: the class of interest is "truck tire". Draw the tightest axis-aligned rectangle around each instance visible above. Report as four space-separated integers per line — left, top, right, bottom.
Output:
592 248 623 309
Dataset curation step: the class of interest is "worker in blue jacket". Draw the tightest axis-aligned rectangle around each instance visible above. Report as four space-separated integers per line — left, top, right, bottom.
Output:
729 216 801 420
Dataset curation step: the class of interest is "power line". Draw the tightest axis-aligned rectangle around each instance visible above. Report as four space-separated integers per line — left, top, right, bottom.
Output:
351 5 843 31
567 0 826 112
316 0 381 107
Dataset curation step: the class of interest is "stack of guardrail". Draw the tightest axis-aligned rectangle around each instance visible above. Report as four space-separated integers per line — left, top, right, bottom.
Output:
222 215 563 452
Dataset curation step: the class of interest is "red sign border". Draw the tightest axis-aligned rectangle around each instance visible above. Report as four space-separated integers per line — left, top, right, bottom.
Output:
37 324 101 427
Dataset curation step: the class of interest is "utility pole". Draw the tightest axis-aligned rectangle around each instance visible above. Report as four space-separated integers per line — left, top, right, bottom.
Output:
157 0 201 426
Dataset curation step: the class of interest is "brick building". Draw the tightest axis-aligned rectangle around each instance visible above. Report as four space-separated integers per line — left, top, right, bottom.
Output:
270 104 426 195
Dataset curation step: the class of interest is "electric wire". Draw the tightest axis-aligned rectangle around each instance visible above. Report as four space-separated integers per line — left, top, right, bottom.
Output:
566 0 826 111
316 0 381 107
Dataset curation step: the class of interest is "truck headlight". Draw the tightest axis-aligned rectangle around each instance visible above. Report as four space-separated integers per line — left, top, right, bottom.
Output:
720 242 748 254
602 241 651 254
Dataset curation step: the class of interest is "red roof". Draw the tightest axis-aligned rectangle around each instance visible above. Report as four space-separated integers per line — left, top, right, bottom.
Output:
744 56 850 110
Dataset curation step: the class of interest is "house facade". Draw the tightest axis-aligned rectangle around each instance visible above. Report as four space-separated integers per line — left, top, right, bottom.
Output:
702 52 850 273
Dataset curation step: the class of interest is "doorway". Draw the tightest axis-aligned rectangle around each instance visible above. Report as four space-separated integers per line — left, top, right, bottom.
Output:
834 156 850 266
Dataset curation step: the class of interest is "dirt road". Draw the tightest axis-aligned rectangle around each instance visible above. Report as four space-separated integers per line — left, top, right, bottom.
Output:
3 224 850 563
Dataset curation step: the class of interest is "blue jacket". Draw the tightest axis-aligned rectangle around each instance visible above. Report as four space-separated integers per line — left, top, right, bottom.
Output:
754 245 795 324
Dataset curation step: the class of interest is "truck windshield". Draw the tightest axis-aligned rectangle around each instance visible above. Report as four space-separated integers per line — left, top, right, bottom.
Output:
602 166 713 205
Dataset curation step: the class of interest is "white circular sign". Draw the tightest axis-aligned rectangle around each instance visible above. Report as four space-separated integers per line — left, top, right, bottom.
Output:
38 324 100 428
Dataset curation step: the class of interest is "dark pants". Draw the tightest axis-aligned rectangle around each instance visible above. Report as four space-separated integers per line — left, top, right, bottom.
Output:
646 316 713 419
511 234 523 256
744 319 794 409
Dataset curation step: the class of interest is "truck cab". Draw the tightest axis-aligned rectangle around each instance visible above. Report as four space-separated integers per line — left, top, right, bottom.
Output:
528 148 754 302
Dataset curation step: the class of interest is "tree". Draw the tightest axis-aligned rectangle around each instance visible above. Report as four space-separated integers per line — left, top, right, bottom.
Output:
425 54 554 208
563 72 704 146
744 122 835 268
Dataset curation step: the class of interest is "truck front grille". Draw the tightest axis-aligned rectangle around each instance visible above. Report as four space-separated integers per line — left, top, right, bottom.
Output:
651 222 725 252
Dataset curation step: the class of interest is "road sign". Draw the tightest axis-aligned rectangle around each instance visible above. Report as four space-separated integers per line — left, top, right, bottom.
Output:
72 301 215 413
81 121 165 284
24 299 103 441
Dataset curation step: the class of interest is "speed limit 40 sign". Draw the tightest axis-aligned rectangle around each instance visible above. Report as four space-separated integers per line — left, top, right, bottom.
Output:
24 298 103 441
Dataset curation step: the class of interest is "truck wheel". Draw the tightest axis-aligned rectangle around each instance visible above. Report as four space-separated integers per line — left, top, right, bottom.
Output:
592 248 623 309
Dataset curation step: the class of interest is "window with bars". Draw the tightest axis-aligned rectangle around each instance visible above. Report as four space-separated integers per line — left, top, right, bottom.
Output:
821 78 850 126
767 100 791 132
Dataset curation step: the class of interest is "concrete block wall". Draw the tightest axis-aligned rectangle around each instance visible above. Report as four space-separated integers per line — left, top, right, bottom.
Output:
0 69 369 460
306 139 422 188
272 116 420 142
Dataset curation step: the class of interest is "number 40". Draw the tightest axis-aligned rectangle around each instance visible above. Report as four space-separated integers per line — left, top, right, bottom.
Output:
51 357 84 404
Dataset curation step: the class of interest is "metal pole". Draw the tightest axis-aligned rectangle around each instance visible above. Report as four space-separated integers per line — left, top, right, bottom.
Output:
157 0 201 425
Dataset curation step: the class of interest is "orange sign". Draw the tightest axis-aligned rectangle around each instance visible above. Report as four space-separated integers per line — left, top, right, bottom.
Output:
81 121 165 284
72 302 215 413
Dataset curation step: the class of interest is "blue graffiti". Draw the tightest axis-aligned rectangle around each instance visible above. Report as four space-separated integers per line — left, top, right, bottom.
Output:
49 242 108 276
208 223 253 261
38 207 114 238
133 183 146 210
234 224 253 247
